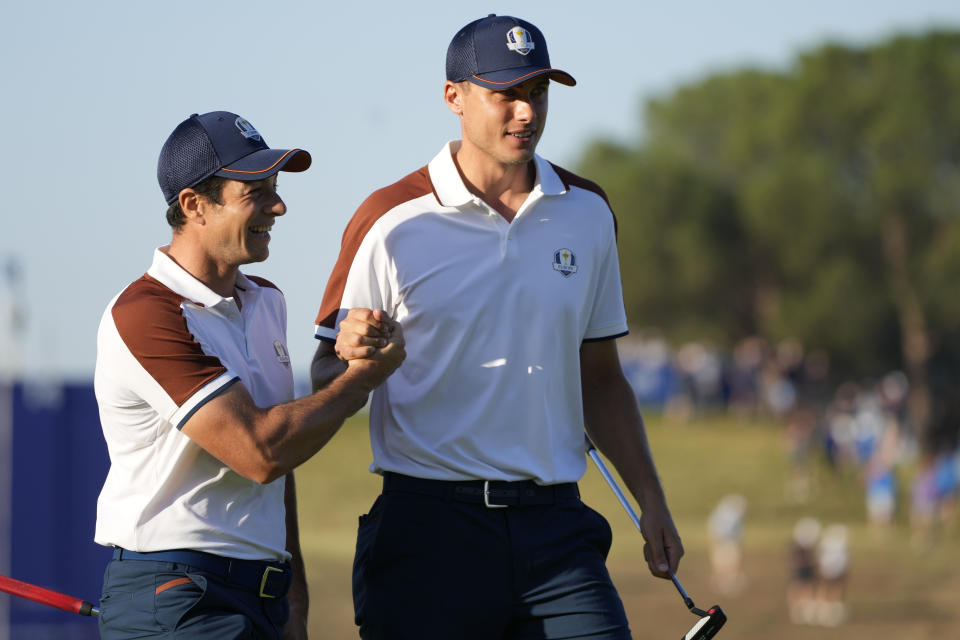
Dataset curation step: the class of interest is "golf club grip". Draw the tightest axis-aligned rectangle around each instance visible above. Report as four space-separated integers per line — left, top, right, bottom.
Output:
0 575 97 616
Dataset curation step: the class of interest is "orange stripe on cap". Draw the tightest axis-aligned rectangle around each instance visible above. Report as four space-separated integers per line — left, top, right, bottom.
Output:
219 148 305 175
472 68 565 85
155 577 193 595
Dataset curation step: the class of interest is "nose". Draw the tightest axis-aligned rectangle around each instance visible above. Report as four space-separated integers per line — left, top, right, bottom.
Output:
514 98 534 123
266 192 287 217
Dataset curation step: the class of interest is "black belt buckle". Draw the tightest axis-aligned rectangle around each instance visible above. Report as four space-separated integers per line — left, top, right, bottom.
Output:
258 565 287 599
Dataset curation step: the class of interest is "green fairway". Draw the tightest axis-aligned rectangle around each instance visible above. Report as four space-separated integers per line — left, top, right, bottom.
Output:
294 414 960 639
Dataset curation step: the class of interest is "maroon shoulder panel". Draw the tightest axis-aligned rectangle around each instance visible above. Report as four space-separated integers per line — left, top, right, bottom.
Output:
315 166 434 330
246 275 281 292
549 163 619 236
112 274 228 407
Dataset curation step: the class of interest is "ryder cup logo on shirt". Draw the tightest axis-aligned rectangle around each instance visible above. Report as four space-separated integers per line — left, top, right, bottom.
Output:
235 117 262 141
273 340 290 365
506 26 535 55
552 248 578 277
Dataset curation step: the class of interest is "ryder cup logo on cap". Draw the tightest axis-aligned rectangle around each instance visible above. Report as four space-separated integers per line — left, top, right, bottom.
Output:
235 117 262 141
506 26 535 55
157 110 312 205
446 14 576 90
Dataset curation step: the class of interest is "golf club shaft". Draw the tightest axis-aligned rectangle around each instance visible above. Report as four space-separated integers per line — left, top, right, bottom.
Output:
585 440 643 533
670 573 707 616
584 436 707 616
0 575 99 617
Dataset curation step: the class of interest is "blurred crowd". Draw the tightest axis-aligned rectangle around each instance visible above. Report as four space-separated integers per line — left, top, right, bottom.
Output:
619 334 830 421
619 333 960 539
784 517 850 626
618 333 960 626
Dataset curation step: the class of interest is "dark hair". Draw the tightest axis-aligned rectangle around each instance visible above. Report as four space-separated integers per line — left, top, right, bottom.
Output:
165 175 228 230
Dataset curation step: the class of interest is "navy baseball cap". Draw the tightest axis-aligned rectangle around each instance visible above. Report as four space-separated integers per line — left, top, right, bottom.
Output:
446 14 576 90
157 111 312 205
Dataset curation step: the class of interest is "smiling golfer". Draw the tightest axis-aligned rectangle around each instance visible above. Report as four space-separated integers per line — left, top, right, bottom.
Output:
311 14 684 639
93 111 404 639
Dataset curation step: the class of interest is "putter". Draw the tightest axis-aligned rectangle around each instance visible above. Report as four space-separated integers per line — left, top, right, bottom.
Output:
670 574 727 640
584 436 726 639
0 574 99 617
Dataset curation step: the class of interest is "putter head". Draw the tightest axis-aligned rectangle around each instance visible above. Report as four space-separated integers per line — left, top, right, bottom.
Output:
681 605 726 640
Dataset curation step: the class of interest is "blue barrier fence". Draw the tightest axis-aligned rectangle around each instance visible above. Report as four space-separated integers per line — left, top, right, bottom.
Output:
2 382 109 640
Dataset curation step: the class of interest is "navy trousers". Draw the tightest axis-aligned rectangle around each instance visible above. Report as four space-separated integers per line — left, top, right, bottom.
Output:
98 557 289 639
353 474 632 639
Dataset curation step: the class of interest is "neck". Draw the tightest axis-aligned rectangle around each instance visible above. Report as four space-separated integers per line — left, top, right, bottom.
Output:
452 142 536 222
164 240 238 299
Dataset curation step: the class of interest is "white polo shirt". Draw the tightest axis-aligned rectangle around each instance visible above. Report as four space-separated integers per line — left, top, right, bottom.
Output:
94 248 294 561
316 142 628 484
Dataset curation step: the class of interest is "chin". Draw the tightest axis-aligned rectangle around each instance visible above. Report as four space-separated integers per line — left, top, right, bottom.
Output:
246 249 270 264
502 150 535 165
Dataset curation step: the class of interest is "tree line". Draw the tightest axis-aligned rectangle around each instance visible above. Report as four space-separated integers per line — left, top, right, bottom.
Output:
576 31 960 446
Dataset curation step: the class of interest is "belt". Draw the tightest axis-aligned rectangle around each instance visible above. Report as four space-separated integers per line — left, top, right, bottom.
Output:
112 547 291 599
382 472 580 508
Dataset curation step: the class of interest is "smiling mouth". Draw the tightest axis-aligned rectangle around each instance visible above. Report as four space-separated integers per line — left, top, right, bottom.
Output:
249 224 272 235
509 130 536 140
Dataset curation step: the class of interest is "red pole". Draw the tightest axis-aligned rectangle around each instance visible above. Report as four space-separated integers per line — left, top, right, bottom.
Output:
0 575 98 617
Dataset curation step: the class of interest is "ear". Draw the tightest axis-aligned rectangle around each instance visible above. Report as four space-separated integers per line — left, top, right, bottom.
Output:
178 188 206 225
444 81 465 116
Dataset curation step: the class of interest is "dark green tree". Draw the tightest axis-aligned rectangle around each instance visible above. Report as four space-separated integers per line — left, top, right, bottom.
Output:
580 32 960 442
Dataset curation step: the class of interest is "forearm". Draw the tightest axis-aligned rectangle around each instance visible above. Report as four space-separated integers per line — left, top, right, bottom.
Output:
311 344 348 392
184 326 402 484
583 373 667 511
254 366 372 481
580 339 683 577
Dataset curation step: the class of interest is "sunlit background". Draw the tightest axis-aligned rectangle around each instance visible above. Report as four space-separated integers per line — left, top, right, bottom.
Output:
2 1 960 638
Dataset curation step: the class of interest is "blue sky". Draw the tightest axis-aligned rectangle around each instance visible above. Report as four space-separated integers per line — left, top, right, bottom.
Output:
2 0 959 381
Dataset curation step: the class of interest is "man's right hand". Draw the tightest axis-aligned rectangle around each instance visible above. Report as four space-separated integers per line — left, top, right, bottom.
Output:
335 308 395 360
337 308 406 389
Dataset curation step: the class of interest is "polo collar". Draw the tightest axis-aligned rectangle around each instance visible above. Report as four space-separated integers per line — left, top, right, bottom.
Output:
147 248 255 308
429 141 569 208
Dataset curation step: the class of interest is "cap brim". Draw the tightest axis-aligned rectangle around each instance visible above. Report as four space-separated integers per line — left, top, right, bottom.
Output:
215 148 312 180
468 67 576 90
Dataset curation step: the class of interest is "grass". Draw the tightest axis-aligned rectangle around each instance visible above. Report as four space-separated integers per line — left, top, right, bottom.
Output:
294 414 960 639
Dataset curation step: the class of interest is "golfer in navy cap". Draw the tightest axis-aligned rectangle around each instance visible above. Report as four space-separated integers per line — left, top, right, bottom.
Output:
312 15 683 639
94 111 405 639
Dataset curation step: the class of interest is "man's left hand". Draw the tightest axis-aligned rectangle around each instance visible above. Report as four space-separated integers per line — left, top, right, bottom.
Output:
639 498 684 578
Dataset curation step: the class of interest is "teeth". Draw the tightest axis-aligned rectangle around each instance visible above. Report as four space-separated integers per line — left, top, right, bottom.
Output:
249 225 272 233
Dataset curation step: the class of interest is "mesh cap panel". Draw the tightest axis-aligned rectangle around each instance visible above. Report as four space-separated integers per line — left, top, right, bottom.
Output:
446 28 477 81
157 118 221 205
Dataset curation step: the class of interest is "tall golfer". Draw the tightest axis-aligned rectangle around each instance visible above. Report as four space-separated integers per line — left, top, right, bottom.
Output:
312 14 683 639
94 111 404 639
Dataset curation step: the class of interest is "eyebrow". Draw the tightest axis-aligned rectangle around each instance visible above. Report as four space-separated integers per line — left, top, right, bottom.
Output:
244 177 276 190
